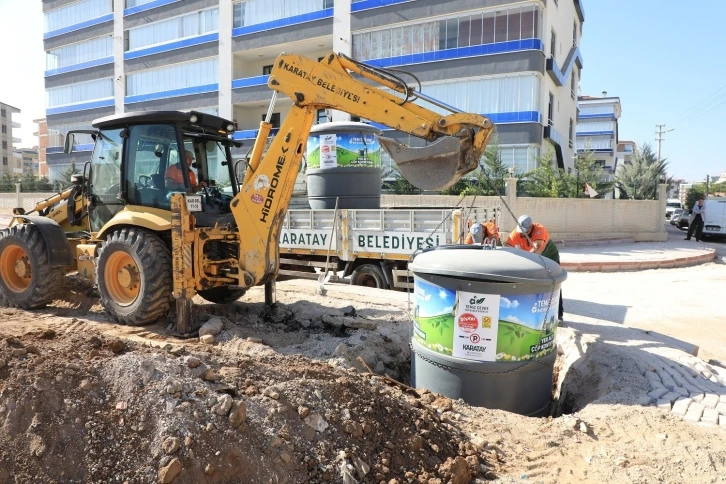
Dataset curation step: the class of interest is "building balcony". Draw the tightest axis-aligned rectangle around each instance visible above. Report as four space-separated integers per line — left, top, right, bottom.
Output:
546 45 583 87
576 130 613 137
576 140 614 152
44 14 113 40
124 33 219 61
543 125 566 169
46 98 114 116
12 122 20 129
124 0 180 16
351 0 414 12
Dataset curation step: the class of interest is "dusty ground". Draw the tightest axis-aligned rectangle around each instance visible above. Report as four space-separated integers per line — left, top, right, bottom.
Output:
0 273 725 483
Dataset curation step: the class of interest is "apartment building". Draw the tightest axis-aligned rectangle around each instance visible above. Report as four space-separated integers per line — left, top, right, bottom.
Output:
0 102 22 177
576 94 621 178
33 118 50 177
42 0 585 183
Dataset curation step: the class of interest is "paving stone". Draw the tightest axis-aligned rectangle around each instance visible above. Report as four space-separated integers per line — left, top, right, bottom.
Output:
721 394 726 404
691 393 705 403
671 398 693 417
702 394 719 409
649 379 666 391
716 402 726 415
684 410 703 423
701 408 719 424
674 386 690 397
661 392 682 404
645 371 661 382
657 399 672 411
648 388 668 400
720 415 726 428
636 396 653 406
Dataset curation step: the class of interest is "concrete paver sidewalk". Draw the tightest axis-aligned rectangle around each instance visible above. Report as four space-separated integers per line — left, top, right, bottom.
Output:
559 239 717 272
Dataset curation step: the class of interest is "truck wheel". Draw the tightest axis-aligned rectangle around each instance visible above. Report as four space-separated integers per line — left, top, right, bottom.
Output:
0 224 64 309
96 228 172 326
198 287 246 304
351 264 388 290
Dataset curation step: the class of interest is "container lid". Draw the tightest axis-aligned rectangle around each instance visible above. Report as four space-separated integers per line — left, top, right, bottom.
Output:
409 246 567 284
309 121 382 135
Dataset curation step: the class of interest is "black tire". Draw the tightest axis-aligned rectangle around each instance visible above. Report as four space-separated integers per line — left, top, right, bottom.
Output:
0 224 65 309
96 228 172 326
197 286 246 304
350 263 388 289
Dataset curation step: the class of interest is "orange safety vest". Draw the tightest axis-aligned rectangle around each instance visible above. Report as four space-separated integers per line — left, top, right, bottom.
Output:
165 164 197 186
505 223 549 252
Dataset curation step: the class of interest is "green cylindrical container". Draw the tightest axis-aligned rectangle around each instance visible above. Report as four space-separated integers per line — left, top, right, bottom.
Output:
409 245 567 416
306 122 382 209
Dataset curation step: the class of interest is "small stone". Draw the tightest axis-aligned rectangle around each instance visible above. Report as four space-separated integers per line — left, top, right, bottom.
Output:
341 305 356 316
199 317 224 337
200 335 215 345
79 379 95 392
247 337 263 344
343 420 363 438
229 401 247 429
616 457 629 468
162 437 181 455
204 464 216 476
25 345 40 354
263 387 280 400
333 343 348 356
200 369 218 382
184 436 193 447
655 433 667 440
280 452 292 464
213 394 233 416
244 386 257 396
579 422 588 433
115 401 128 411
431 397 453 413
0 360 5 369
11 349 26 358
108 340 126 354
158 458 182 483
298 406 310 418
352 455 370 478
304 413 329 432
186 357 201 368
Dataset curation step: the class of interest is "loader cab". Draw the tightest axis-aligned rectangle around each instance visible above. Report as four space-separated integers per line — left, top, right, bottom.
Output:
65 111 241 231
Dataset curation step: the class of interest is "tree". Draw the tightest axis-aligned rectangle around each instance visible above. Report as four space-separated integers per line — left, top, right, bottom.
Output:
53 162 80 191
615 143 670 200
685 185 705 211
524 147 560 198
382 167 419 194
560 150 614 198
441 134 513 196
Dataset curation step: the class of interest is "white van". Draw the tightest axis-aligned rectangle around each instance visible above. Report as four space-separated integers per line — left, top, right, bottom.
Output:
703 197 726 238
666 198 682 218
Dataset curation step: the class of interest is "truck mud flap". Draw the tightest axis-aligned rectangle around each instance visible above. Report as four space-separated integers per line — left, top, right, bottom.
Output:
15 215 74 267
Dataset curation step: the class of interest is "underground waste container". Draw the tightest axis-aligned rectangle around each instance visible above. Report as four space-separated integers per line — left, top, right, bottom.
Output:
305 122 382 209
409 245 568 416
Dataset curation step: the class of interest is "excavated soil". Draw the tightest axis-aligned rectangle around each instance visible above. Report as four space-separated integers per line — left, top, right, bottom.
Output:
1 275 725 483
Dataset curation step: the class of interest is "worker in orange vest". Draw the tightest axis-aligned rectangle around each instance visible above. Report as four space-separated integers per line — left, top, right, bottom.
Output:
464 217 500 245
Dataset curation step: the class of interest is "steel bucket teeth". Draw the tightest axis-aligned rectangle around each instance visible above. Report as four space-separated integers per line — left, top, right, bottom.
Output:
379 135 474 191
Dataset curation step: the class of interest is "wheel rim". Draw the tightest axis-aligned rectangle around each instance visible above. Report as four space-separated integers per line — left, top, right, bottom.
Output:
104 251 141 306
0 244 31 293
357 274 378 288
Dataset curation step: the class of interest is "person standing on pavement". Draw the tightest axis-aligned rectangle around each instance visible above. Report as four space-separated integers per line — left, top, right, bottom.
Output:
505 215 563 321
685 196 706 242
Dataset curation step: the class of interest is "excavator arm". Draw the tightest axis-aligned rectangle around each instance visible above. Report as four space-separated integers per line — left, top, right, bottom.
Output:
230 52 494 288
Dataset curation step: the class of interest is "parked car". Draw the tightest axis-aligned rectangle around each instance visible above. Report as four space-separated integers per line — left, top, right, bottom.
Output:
666 199 682 218
670 208 684 225
676 210 690 231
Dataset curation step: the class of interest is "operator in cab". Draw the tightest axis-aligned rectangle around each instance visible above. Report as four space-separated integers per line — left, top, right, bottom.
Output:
505 215 563 321
166 150 207 191
464 217 500 245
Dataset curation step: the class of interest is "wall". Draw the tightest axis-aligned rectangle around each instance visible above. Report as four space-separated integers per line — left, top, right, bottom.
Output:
380 180 668 242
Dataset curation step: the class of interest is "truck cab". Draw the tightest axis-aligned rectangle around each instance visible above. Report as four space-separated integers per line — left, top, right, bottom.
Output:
665 198 682 219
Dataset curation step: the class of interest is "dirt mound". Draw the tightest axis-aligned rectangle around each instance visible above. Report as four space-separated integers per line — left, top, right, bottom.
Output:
0 330 492 483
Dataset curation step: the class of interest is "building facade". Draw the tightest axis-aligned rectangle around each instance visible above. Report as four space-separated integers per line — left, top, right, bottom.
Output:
42 0 585 183
576 94 621 179
0 102 22 178
33 118 50 177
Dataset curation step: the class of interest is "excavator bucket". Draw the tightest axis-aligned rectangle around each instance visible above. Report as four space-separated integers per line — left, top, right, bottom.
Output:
379 134 476 191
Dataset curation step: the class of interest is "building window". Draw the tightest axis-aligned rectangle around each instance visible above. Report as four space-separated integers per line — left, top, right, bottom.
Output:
46 35 113 71
1 141 6 149
46 77 114 108
44 0 112 33
262 65 273 75
126 57 218 97
316 109 328 124
234 0 334 29
569 118 574 148
573 21 578 47
0 109 5 117
47 123 96 147
127 8 219 51
1 125 5 134
263 113 281 129
2 157 6 166
548 93 554 126
571 68 577 100
126 0 157 7
550 29 556 58
352 5 541 61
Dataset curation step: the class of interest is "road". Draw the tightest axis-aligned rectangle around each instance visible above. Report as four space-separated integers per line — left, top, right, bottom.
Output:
664 219 726 258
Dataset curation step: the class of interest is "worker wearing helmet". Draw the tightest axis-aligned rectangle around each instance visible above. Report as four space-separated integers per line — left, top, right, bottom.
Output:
464 217 500 245
165 150 207 191
505 215 563 321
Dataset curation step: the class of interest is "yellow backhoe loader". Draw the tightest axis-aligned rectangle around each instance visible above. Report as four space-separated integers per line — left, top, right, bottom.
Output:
0 52 493 334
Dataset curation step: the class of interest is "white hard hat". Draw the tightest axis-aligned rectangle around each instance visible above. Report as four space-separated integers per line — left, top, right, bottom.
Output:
470 223 484 243
516 215 533 234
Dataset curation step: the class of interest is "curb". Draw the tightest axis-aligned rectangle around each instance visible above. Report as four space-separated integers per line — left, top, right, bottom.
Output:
562 249 717 272
554 237 635 248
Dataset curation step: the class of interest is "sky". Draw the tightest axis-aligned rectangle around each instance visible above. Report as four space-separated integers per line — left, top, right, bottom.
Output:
0 0 723 181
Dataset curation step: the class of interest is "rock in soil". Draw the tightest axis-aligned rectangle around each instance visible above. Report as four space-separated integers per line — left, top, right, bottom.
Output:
198 317 224 337
158 458 183 483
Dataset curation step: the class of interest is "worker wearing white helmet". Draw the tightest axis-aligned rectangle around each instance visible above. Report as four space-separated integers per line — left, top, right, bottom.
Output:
464 217 500 245
505 215 563 321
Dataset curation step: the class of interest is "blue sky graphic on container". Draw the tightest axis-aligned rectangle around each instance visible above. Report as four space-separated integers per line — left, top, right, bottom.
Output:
499 293 556 329
414 279 455 317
